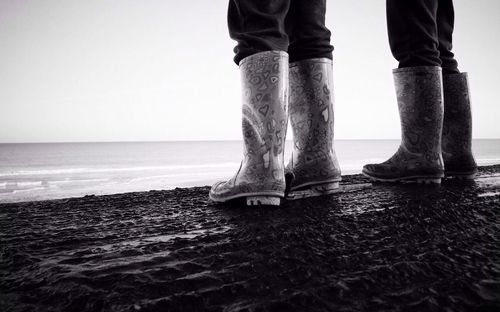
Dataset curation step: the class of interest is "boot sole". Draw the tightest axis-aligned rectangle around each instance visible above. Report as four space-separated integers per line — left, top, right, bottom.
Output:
362 172 443 184
246 196 281 206
445 171 477 180
209 191 283 206
287 182 340 200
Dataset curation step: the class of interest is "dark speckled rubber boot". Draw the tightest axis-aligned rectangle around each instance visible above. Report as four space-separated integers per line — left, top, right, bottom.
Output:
362 66 445 184
442 73 478 179
209 51 288 206
285 58 341 199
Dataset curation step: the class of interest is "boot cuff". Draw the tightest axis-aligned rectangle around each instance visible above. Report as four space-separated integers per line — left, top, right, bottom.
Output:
239 50 289 66
393 66 442 74
443 72 468 80
290 58 333 68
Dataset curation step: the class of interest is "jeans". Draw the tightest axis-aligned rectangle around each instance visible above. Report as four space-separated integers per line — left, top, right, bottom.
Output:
387 0 460 74
228 0 333 65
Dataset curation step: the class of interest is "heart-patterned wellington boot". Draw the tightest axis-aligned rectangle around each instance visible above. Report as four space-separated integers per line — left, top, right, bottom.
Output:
285 58 342 199
363 66 445 184
209 51 289 206
442 73 478 179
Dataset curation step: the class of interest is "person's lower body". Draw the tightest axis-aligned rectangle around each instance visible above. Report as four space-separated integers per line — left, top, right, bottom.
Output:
209 0 341 205
227 0 334 65
385 0 459 74
362 0 476 183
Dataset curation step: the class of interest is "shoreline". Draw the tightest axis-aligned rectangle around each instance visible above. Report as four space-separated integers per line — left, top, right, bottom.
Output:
1 165 499 311
2 164 500 205
2 139 499 204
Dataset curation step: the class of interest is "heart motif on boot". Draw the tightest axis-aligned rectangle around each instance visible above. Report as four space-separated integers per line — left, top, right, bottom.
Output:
258 104 269 117
313 73 323 83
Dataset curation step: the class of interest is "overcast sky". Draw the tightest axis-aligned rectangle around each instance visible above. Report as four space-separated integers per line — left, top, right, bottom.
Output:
0 0 499 143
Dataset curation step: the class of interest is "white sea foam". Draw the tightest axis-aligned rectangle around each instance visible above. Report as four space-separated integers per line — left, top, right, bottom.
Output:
49 178 110 185
12 187 46 194
16 181 44 188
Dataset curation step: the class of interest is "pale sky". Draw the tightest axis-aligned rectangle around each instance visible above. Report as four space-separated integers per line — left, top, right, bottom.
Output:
0 0 499 143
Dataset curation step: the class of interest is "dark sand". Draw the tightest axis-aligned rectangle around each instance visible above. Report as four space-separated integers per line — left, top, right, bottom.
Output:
1 166 500 312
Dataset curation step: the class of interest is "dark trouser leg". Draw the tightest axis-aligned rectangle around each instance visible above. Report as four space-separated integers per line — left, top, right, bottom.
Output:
286 0 334 63
437 0 460 74
228 0 290 64
386 0 441 68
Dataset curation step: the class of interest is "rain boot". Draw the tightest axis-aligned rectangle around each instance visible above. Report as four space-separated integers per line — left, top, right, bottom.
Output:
285 58 341 199
442 73 478 179
209 51 289 206
362 66 445 183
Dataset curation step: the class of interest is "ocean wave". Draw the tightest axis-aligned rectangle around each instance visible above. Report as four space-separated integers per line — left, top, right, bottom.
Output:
16 181 44 187
49 178 110 185
0 181 44 189
11 187 46 194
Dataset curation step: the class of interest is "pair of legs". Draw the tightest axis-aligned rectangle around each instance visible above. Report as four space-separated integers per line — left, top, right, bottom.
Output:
227 0 333 64
387 0 459 74
209 0 342 205
362 0 477 183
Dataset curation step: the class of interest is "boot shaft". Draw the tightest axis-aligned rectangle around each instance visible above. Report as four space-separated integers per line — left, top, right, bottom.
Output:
286 58 341 190
362 66 445 183
393 66 444 165
209 51 290 204
442 72 473 153
239 51 289 170
441 72 477 175
288 58 335 155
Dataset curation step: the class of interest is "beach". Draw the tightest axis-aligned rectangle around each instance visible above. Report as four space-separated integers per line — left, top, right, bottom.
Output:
1 165 499 311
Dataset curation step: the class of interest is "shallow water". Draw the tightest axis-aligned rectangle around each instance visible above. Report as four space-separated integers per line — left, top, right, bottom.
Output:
1 139 499 203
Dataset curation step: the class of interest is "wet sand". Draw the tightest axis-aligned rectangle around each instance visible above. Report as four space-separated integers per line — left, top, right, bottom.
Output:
1 166 499 312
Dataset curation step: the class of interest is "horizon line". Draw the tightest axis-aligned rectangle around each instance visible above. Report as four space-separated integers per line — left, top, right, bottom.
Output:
1 138 499 144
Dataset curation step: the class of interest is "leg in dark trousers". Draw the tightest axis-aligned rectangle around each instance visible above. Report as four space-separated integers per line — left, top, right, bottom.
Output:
227 0 290 64
363 0 475 183
437 1 477 177
215 0 340 204
284 1 341 198
363 0 447 183
386 0 441 68
212 0 293 205
286 0 333 63
437 0 459 74
386 0 459 72
227 0 334 64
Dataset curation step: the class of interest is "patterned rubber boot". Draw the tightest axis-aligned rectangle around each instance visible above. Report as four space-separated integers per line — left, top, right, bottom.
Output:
285 58 341 199
362 66 445 184
442 73 478 179
209 51 289 206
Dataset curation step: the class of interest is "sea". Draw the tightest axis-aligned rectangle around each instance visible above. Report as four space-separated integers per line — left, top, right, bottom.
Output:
1 140 499 203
